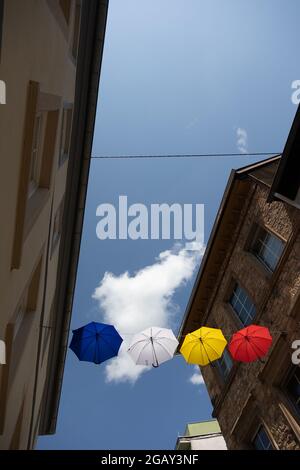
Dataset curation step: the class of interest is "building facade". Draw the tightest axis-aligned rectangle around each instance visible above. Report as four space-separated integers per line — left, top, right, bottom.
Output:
179 140 300 448
176 420 227 450
0 0 108 449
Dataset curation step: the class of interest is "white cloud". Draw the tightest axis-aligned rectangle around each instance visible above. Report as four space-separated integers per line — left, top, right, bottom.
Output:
189 366 205 386
236 127 248 154
92 243 205 384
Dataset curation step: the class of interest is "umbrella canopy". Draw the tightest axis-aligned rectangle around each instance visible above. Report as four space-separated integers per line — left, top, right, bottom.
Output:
180 327 227 366
228 324 272 362
128 327 179 367
69 321 123 364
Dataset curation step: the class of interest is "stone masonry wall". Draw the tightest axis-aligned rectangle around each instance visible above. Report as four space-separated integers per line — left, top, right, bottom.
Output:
200 180 300 450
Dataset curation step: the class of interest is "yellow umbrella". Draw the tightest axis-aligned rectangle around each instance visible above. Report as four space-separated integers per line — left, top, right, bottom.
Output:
180 327 227 366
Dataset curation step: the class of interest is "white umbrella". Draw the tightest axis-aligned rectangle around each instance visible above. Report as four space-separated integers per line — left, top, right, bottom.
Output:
127 327 179 368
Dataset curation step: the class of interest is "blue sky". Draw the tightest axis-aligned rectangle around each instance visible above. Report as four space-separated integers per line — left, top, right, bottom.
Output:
38 0 299 449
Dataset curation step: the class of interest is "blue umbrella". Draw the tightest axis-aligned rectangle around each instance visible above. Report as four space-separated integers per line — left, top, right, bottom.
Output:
69 321 123 364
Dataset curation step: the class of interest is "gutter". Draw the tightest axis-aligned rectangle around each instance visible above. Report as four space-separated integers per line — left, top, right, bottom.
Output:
177 169 236 343
177 432 223 440
177 155 281 344
268 105 300 203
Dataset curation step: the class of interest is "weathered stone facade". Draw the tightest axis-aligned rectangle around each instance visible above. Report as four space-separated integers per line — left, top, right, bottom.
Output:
180 158 300 450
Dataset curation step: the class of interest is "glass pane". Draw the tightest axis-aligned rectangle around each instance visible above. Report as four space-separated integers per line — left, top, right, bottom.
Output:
28 114 43 197
217 349 233 380
229 283 256 326
286 368 300 413
253 426 273 450
252 227 285 272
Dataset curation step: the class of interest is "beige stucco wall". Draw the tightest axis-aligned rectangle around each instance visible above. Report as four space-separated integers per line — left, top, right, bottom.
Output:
0 0 78 449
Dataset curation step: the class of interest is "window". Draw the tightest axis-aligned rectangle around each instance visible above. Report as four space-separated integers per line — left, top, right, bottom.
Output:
229 282 256 326
28 113 45 198
10 256 42 369
284 367 300 416
71 1 81 61
252 425 274 450
12 297 27 341
11 81 61 269
251 226 285 272
59 0 71 24
0 255 43 431
51 197 64 254
41 300 56 365
59 105 73 166
9 397 25 450
216 348 233 381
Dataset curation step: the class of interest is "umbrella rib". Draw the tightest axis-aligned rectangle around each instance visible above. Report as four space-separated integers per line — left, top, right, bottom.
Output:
232 337 248 360
152 328 163 338
153 340 175 357
70 332 98 346
202 342 219 356
205 341 225 357
230 333 244 345
183 336 203 361
152 335 177 342
201 341 213 365
246 326 265 336
249 340 269 357
101 327 119 336
186 341 201 363
202 332 226 344
100 335 121 355
135 340 152 364
95 337 101 364
84 324 99 334
79 337 96 361
128 338 150 351
185 336 203 346
245 341 253 362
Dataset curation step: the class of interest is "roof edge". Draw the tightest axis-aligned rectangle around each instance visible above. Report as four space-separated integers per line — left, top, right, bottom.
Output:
177 155 281 342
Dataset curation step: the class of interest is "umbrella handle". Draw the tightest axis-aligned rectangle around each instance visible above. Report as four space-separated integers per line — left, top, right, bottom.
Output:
152 362 159 368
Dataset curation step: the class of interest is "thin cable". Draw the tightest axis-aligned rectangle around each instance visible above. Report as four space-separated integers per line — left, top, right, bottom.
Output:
91 152 281 160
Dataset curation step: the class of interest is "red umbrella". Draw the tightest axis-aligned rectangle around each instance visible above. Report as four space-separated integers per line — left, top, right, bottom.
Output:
228 325 272 363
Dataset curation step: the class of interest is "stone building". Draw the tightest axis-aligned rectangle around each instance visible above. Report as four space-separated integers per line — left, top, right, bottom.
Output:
0 0 108 449
179 110 300 449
